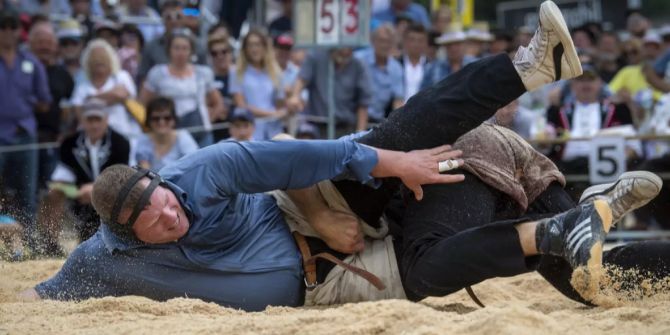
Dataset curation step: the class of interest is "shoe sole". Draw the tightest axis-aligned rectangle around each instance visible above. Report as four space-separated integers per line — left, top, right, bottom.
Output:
540 1 582 78
579 171 663 204
573 199 612 302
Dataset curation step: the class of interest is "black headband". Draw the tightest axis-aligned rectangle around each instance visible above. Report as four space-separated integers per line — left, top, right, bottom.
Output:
106 167 165 239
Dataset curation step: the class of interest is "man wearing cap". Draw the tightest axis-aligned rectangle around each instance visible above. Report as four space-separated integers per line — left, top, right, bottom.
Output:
227 108 255 142
274 33 300 97
20 0 668 311
0 9 52 249
420 28 476 89
36 99 130 256
56 19 85 78
28 20 76 190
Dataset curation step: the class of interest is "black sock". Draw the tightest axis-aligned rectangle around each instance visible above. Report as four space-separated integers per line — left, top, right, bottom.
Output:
535 218 563 256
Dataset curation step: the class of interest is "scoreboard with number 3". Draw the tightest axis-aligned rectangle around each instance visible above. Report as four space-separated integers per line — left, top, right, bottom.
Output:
293 0 370 48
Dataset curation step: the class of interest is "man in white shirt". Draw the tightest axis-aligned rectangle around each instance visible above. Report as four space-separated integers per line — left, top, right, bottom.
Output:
399 23 429 102
35 99 130 256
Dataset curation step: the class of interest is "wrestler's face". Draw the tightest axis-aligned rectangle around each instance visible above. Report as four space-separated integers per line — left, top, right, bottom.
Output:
129 182 190 244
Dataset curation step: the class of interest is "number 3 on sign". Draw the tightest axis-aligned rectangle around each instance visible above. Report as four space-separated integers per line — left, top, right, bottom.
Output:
317 0 340 45
588 136 626 184
343 0 359 34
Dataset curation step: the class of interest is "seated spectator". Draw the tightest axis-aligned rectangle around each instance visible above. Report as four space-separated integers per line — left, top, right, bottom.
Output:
136 97 199 171
36 99 130 256
230 29 287 141
208 36 235 141
355 24 404 123
547 64 636 199
71 39 143 147
227 108 255 142
420 29 476 89
140 30 225 147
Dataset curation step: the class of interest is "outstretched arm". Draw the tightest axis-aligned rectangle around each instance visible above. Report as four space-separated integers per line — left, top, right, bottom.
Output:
161 140 463 199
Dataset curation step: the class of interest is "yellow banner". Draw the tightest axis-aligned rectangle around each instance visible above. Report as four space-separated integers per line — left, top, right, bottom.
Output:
431 0 474 27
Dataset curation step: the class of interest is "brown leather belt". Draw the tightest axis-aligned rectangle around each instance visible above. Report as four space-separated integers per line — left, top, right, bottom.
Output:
292 231 386 291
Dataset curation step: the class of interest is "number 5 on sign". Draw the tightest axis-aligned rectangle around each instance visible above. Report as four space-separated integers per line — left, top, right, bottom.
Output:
317 0 340 45
589 136 626 184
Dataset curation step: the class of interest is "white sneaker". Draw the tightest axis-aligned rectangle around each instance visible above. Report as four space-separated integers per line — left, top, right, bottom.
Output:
579 171 663 224
513 0 582 91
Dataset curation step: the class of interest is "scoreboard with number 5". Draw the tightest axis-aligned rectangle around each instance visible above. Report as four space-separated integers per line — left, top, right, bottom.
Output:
293 0 370 48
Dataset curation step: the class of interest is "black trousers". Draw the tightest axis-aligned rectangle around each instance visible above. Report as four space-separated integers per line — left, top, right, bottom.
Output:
333 54 670 304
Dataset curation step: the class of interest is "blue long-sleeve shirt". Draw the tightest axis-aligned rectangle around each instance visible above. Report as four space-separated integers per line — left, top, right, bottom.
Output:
35 140 379 311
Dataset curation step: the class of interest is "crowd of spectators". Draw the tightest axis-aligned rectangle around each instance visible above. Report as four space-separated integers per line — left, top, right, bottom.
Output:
1 0 670 258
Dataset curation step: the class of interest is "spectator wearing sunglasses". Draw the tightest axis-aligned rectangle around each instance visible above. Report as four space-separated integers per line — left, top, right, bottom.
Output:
56 19 85 79
135 96 198 171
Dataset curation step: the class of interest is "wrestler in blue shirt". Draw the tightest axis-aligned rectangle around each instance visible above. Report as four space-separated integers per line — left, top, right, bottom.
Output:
32 139 459 311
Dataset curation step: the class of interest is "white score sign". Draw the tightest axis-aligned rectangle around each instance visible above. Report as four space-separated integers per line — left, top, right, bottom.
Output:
294 0 370 47
588 136 626 184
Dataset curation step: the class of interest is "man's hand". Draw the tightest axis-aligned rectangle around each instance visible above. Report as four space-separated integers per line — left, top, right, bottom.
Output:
286 186 365 254
17 288 41 302
371 144 465 201
311 209 364 254
286 95 304 113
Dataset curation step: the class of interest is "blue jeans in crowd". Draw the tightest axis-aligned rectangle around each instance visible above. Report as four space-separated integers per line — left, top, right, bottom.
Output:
0 131 39 248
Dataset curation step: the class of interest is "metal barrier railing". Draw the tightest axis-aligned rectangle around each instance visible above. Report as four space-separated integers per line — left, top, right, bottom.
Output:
0 122 231 154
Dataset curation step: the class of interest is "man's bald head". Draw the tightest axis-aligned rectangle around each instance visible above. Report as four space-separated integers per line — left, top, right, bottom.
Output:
29 21 57 65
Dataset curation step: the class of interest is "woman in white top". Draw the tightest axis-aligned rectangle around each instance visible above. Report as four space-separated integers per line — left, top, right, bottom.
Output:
230 28 287 140
139 29 225 147
70 39 143 147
